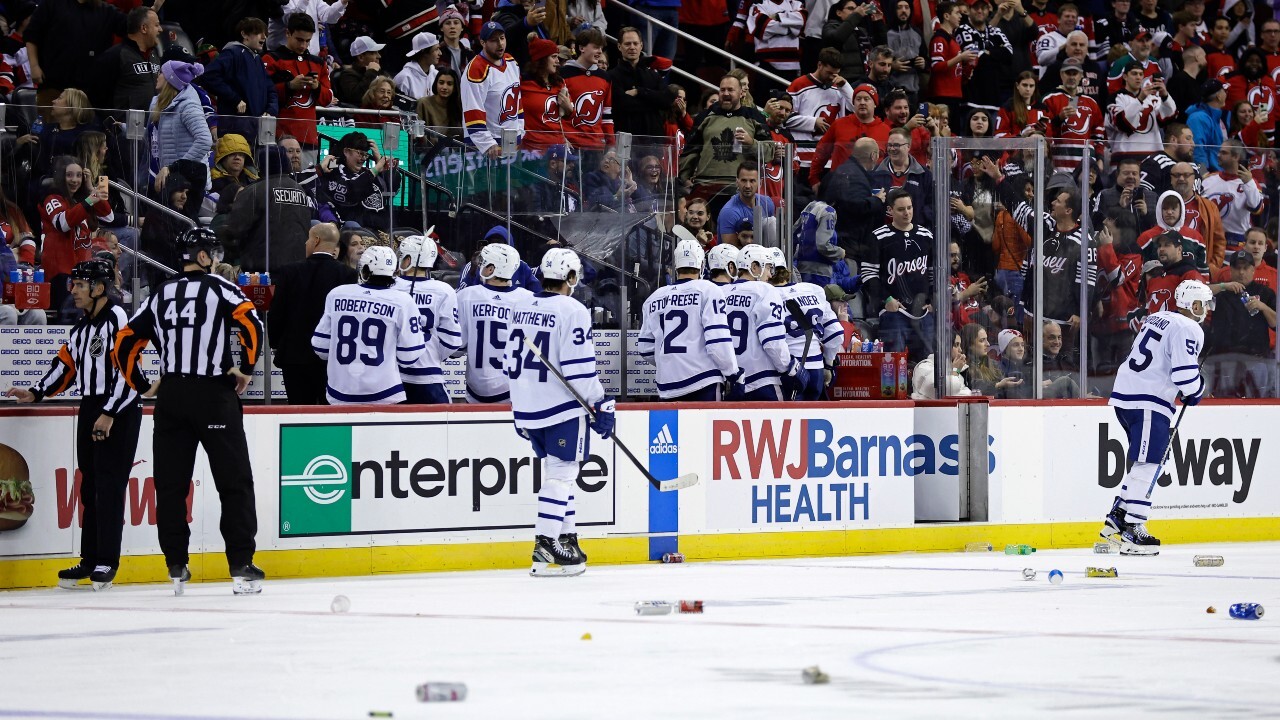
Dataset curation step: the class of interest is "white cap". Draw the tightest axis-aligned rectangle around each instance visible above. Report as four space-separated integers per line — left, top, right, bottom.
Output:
350 36 386 57
407 32 441 57
360 245 397 278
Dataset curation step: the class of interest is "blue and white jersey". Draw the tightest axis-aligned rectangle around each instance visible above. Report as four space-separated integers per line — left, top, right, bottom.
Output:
636 278 740 399
312 283 427 404
770 281 842 370
505 292 605 430
722 280 795 393
456 283 535 402
1110 310 1204 419
393 276 462 386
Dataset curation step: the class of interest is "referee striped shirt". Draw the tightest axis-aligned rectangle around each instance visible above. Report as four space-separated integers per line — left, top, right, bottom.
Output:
32 300 144 416
113 271 264 386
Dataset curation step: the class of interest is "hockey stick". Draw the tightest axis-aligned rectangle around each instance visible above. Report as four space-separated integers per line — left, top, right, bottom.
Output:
1143 399 1189 500
523 338 699 492
785 299 815 401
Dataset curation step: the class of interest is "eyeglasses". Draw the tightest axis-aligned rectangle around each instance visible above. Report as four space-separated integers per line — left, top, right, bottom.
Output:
886 143 908 149
1171 172 1196 179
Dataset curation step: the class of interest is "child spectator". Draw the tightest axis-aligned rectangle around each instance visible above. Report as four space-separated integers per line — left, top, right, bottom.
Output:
202 17 280 143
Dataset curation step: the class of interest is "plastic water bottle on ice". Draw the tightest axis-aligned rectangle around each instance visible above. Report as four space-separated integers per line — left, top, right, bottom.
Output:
416 683 467 702
1004 544 1036 555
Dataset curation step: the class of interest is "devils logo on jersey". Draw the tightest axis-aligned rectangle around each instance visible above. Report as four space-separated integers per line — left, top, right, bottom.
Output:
1150 288 1173 312
1247 85 1276 114
541 96 560 125
499 84 520 123
574 90 605 127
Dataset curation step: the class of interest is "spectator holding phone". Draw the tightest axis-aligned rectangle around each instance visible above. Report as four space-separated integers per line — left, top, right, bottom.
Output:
995 329 1032 398
41 157 113 315
493 0 549 66
316 131 398 231
266 13 334 153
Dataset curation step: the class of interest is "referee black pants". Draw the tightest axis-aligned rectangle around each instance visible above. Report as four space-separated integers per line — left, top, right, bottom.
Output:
153 375 257 569
76 394 142 569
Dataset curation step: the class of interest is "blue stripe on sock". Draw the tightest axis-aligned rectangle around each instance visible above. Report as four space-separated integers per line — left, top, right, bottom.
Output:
539 496 569 506
538 512 564 521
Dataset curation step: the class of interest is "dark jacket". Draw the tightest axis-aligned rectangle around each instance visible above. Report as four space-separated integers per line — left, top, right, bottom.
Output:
201 41 280 139
822 13 884 83
333 64 385 107
869 156 936 229
820 157 885 259
224 173 315 272
25 0 126 90
268 252 357 366
95 38 158 119
610 56 675 138
492 0 547 66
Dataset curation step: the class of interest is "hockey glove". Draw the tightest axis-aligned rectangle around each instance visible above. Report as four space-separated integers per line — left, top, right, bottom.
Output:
823 364 835 388
791 362 812 394
1182 387 1203 406
590 398 616 438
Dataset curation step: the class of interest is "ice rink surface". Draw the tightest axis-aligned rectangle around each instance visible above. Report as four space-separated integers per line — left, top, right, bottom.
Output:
1 542 1277 720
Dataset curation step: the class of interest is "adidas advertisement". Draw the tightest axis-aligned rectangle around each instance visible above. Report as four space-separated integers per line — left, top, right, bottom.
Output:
279 420 617 537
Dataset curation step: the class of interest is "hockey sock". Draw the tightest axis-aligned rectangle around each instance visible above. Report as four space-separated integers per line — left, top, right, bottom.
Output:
536 457 578 538
563 493 577 535
1119 461 1158 525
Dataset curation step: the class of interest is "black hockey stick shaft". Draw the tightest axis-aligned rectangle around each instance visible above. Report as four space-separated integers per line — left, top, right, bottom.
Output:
1144 399 1188 499
785 299 814 400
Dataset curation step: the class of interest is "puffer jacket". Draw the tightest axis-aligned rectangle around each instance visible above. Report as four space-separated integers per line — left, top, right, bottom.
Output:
152 84 214 168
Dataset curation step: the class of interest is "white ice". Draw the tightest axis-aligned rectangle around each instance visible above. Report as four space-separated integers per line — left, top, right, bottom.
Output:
1 542 1277 720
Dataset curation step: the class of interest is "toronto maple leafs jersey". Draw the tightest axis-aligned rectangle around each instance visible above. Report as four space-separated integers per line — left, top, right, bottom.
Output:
1110 310 1204 419
312 283 428 404
723 280 795 392
771 282 843 370
637 278 740 399
393 276 462 387
455 283 535 402
505 292 605 430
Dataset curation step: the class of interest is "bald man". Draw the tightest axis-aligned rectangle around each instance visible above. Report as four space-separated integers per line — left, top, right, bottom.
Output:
820 136 886 265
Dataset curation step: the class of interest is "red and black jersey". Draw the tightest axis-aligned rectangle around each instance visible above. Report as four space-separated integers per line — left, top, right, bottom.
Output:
39 194 111 279
929 28 964 99
520 77 568 151
264 49 334 147
561 64 614 150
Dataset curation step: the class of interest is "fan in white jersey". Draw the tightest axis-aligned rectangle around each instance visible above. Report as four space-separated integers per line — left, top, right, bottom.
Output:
394 233 461 404
637 239 740 401
767 246 843 400
505 248 614 577
1103 279 1208 556
456 243 534 402
707 244 739 285
312 246 428 405
724 244 811 401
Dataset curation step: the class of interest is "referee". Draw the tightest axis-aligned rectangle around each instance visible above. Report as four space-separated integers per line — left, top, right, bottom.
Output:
6 260 146 591
112 228 266 595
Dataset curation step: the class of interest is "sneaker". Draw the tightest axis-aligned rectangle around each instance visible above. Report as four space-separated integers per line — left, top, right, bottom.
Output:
531 535 585 577
1100 501 1127 544
1120 523 1161 556
90 566 116 591
57 561 94 589
560 533 587 563
169 564 191 596
230 563 265 595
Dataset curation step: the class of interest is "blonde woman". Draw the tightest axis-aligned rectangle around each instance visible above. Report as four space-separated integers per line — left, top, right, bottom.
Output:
150 60 214 220
17 88 98 185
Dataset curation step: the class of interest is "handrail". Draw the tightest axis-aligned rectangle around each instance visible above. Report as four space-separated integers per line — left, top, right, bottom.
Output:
603 31 717 93
609 2 790 88
117 242 178 276
108 179 196 229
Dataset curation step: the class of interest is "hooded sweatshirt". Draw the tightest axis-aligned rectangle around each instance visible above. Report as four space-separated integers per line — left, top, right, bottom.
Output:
1137 190 1209 272
457 225 543 292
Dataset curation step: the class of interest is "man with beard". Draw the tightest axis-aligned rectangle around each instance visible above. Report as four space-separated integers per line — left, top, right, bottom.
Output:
1225 47 1277 134
956 0 1013 112
1140 123 1196 196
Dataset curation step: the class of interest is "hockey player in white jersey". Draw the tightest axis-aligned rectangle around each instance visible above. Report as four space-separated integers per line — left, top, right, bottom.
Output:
707 244 739 285
637 239 740 401
1103 279 1209 556
767 246 843 400
456 243 534 402
506 248 614 577
313 246 428 405
724 244 810 401
394 234 462 404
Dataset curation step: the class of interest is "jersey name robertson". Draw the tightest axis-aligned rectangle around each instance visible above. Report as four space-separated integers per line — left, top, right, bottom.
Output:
313 284 427 405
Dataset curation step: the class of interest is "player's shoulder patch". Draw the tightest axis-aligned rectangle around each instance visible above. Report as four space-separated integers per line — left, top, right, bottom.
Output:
466 56 491 83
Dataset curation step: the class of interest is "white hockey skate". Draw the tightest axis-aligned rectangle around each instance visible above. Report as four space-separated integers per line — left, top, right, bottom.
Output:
169 564 191 595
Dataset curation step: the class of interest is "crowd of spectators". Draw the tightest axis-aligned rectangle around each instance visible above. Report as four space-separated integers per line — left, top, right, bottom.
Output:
0 0 1278 399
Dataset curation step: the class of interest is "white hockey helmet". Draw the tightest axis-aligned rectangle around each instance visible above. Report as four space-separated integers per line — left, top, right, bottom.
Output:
673 238 706 272
540 248 583 287
360 245 398 280
397 230 438 270
707 244 739 276
769 246 787 269
738 244 773 280
1175 278 1214 323
479 243 521 281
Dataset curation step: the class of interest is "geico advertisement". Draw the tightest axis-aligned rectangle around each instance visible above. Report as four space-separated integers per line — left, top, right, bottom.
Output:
278 419 616 536
705 409 927 528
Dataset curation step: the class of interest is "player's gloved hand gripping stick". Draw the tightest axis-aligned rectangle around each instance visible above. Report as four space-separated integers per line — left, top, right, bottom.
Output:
523 338 699 492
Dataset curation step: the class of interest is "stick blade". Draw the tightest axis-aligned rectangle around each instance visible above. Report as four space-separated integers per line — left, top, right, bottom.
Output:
657 473 700 492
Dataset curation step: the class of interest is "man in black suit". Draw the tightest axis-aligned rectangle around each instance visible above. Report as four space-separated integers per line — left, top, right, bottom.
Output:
268 223 357 404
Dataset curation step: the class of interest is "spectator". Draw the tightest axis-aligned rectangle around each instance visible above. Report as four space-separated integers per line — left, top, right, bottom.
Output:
1154 10 1200 79
334 35 388 106
524 144 580 215
15 88 98 193
266 13 333 154
927 1 975 135
1137 187 1208 271
1038 321 1079 397
864 188 934 360
493 0 548 66
584 150 633 210
1107 30 1159 95
1033 2 1077 79
631 153 671 213
911 333 973 398
862 45 897 103
1142 231 1207 316
94 6 160 120
1133 0 1171 38
316 131 398 232
1215 227 1277 290
561 29 615 154
792 199 842 285
610 27 675 139
395 32 441 100
151 60 214 221
1168 46 1207 123
808 83 888 188
1229 100 1272 155
996 71 1048 139
1225 48 1276 121
821 137 883 259
960 323 1016 396
1003 184 1091 335
1096 157 1156 229
679 74 773 204
1221 0 1255 56
202 17 280 144
989 171 1032 300
717 164 775 247
520 39 572 152
355 76 399 126
1171 162 1226 268
339 228 369 269
994 329 1032 398
881 90 934 169
680 197 715 247
957 0 1014 115
785 48 853 178
139 172 191 286
568 0 607 33
747 0 806 77
41 156 113 313
1201 139 1264 256
949 241 986 327
24 0 125 112
886 0 925 105
1093 210 1142 366
437 8 475 76
457 226 542 291
224 145 315 272
1203 18 1237 80
1206 250 1277 398
1040 31 1106 107
461 22 522 159
0 185 36 267
1042 58 1104 173
1107 65 1176 163
664 82 694 147
268 1 348 56
962 108 993 139
822 0 883 86
870 127 934 228
417 68 464 140
268 222 357 405
1093 0 1139 65
1139 122 1195 196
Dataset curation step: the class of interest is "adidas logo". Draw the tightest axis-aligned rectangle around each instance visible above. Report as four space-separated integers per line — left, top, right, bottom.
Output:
650 424 678 455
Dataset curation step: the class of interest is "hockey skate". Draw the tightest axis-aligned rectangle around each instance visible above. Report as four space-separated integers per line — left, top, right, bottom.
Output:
230 563 265 595
531 535 585 577
560 533 587 563
90 566 116 591
1100 501 1127 544
1120 523 1161 556
56 561 94 589
169 564 191 595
